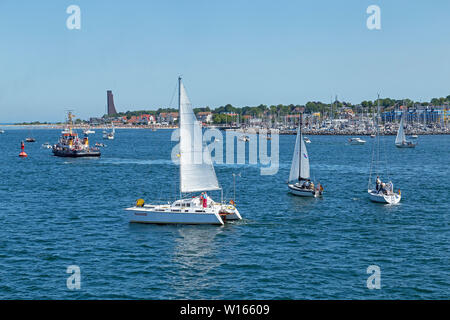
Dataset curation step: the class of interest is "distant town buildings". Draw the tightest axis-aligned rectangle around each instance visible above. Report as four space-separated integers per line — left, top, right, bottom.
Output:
85 94 449 129
158 112 178 125
197 112 213 123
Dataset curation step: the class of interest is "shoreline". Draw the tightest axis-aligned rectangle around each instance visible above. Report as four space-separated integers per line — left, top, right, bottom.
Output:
0 124 448 135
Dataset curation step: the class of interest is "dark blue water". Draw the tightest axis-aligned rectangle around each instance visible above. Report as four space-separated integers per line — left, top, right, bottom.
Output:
0 129 448 299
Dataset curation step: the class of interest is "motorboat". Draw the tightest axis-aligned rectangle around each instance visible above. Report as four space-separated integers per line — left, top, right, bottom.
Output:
348 137 366 145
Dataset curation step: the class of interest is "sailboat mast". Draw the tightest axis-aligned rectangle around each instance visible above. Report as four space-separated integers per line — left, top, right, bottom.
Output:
178 76 182 200
376 94 380 177
298 112 302 181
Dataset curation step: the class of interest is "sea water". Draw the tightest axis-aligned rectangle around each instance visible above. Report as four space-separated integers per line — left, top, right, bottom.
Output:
0 129 448 299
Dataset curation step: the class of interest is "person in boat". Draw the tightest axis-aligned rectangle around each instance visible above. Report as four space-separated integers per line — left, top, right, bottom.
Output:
376 176 381 191
201 192 208 208
380 182 387 195
301 179 309 189
310 182 315 190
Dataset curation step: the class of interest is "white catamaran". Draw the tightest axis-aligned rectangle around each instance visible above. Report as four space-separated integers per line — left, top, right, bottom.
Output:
126 77 242 225
368 95 401 204
287 114 323 197
395 109 416 148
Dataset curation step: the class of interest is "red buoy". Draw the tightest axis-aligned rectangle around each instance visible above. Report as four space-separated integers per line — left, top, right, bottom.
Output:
19 141 28 158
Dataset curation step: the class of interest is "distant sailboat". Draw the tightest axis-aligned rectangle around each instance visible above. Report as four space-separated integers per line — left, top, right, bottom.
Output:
395 110 416 148
103 124 115 140
126 77 242 225
287 113 323 197
368 95 401 204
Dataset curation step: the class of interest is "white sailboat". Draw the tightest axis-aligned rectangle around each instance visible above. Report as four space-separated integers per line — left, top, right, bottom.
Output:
395 110 416 148
103 124 115 140
287 114 323 197
126 77 242 225
368 95 401 204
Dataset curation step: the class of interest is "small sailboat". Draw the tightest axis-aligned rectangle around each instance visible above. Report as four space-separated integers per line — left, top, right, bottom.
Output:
126 77 242 225
304 137 311 144
395 111 416 148
287 114 323 197
368 95 401 204
103 124 115 140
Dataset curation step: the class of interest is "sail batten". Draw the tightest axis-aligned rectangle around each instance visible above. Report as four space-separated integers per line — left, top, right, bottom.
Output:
179 80 220 193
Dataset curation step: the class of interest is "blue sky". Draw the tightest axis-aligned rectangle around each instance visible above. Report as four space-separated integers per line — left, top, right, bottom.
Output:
0 0 449 122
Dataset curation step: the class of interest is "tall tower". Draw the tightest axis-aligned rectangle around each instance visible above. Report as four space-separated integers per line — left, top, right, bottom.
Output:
107 90 118 115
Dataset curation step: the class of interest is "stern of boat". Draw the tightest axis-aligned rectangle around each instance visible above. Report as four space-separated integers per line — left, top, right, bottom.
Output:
218 204 242 221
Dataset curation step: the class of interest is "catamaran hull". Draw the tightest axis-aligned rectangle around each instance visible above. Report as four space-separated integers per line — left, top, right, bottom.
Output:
219 208 242 221
288 184 319 197
368 190 401 204
127 209 224 225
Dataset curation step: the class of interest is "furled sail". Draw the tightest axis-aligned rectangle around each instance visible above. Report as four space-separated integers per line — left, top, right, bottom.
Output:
179 80 220 193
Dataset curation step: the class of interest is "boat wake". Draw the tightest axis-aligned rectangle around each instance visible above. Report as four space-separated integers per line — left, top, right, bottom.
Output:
101 158 175 166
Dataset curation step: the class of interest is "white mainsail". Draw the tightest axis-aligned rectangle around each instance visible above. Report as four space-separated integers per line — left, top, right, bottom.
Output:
288 125 310 182
179 80 220 193
395 115 406 144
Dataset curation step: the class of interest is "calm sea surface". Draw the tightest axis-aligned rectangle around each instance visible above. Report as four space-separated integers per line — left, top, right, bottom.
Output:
0 129 448 299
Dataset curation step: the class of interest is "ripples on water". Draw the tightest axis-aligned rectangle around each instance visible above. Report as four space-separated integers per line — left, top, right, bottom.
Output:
0 129 448 299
